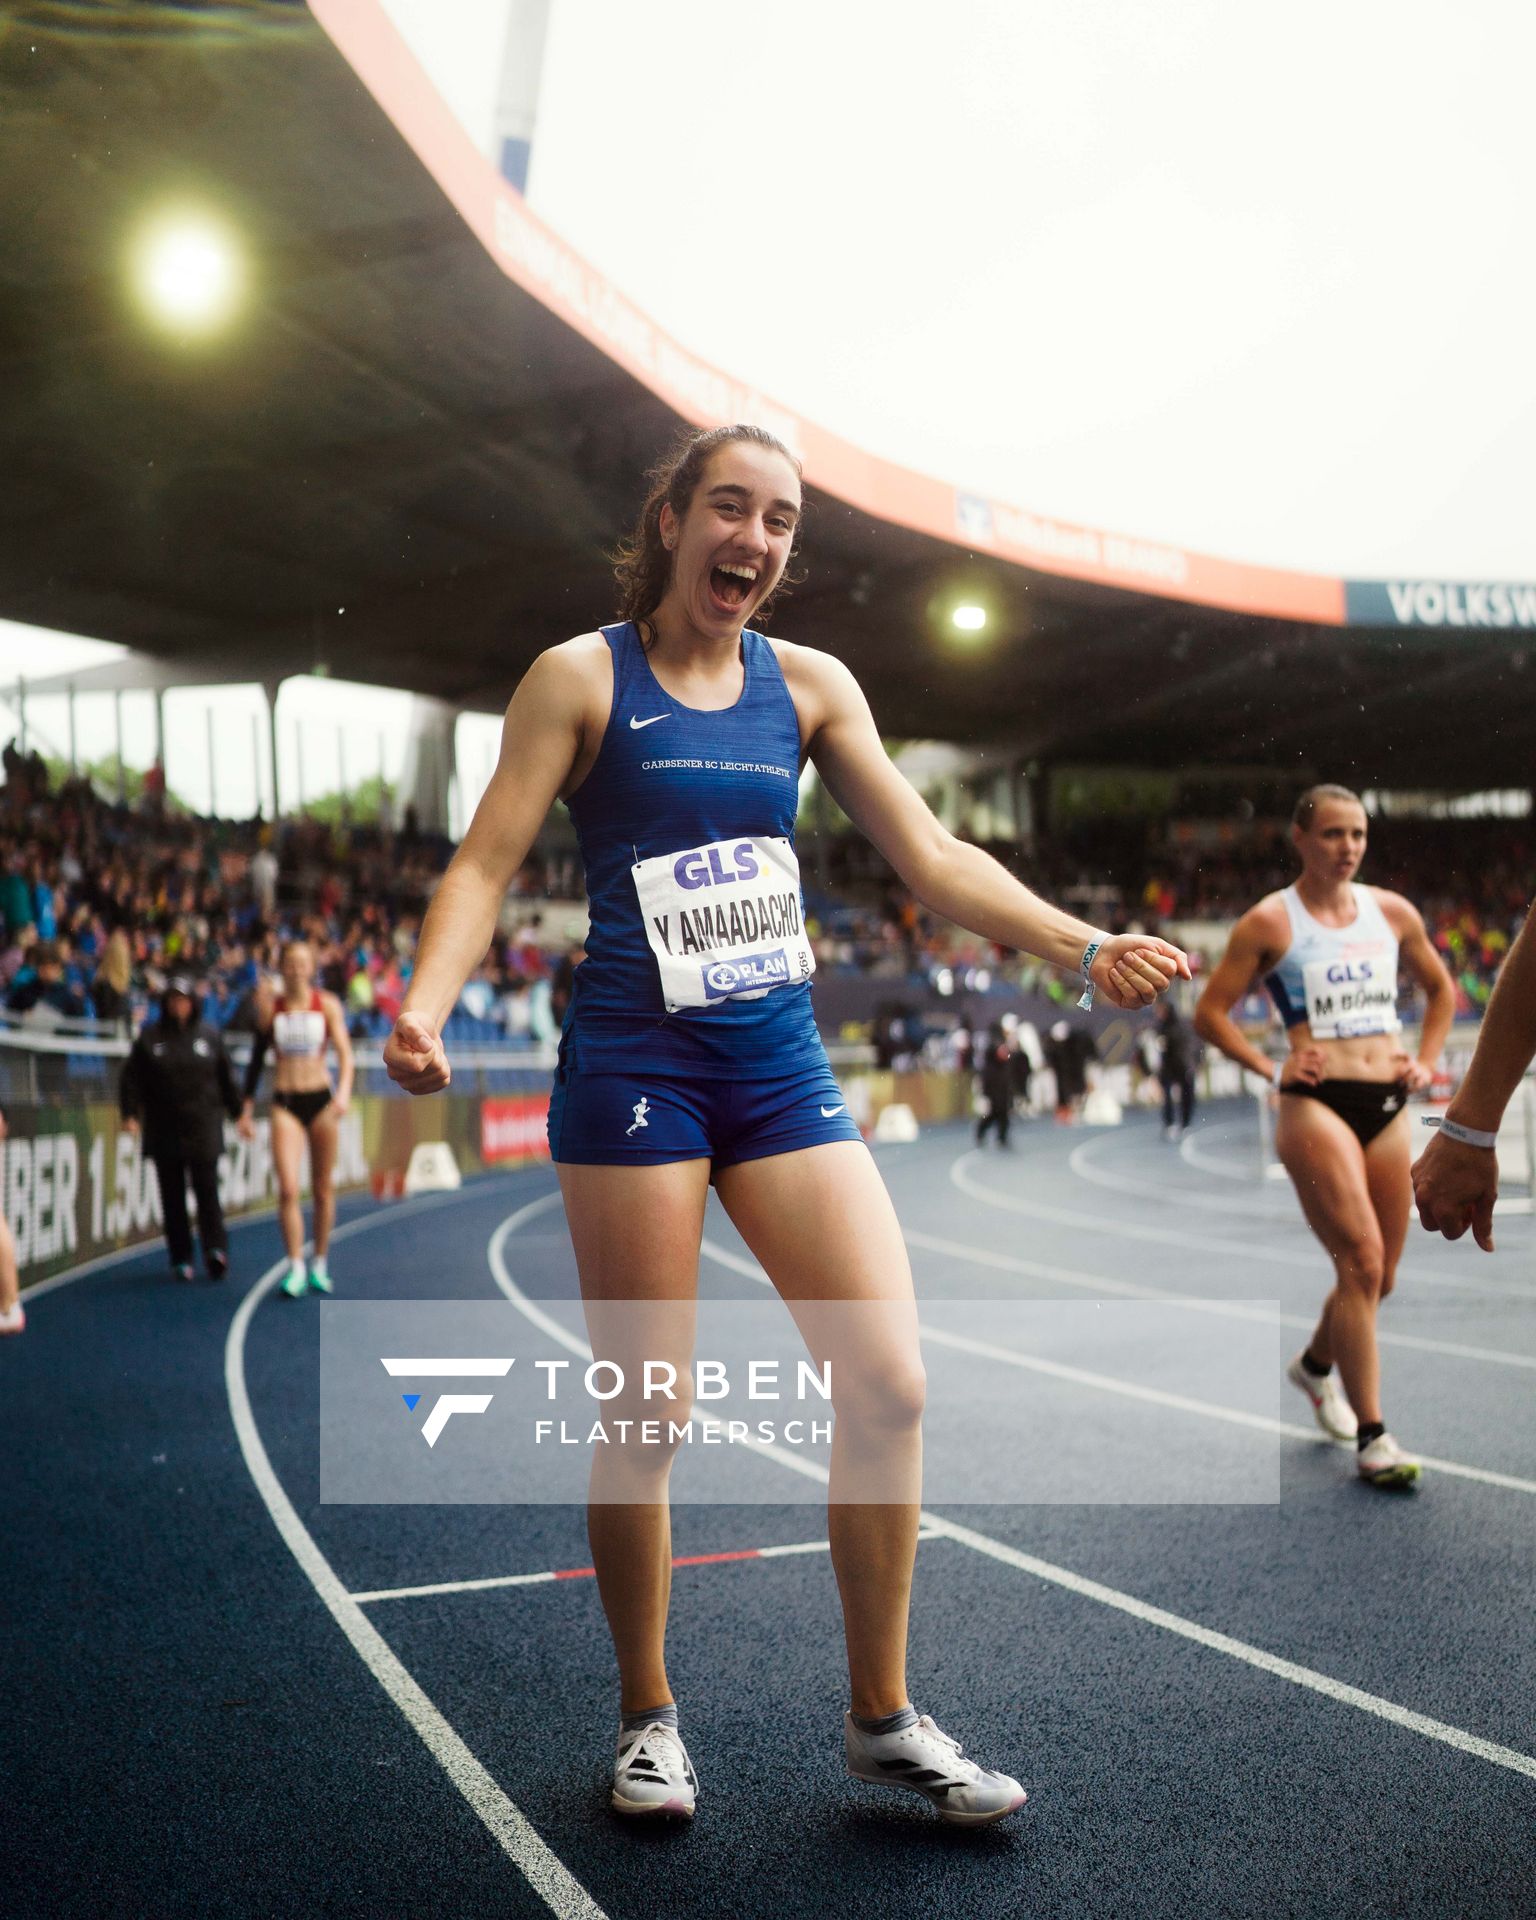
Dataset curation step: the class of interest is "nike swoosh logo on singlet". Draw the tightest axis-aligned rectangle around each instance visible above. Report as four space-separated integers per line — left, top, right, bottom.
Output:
821 1105 846 1117
629 713 669 730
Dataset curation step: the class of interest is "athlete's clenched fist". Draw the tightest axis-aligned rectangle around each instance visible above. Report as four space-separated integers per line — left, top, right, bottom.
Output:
384 1011 450 1095
1092 934 1192 1010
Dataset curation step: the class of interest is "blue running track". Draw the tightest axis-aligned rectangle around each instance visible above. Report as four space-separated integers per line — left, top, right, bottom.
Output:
7 1108 1535 1918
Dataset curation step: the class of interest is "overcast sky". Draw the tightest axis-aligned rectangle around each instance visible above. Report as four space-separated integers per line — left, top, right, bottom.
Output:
390 0 1535 581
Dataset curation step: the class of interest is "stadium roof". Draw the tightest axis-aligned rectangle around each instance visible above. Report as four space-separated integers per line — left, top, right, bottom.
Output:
4 3 1534 790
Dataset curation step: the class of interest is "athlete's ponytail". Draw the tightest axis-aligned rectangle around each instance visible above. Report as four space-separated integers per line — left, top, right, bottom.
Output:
613 424 806 638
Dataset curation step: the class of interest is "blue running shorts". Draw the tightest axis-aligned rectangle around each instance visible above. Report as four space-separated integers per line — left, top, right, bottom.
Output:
547 1044 864 1172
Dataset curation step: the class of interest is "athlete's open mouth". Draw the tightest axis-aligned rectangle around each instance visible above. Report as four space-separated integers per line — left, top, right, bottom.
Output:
709 563 756 611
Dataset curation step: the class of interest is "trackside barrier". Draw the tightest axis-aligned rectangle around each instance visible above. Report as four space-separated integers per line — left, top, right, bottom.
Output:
6 1089 547 1289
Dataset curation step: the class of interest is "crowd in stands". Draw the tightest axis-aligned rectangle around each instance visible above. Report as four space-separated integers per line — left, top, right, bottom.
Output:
0 760 573 1047
809 815 1536 1020
1 748 1530 1045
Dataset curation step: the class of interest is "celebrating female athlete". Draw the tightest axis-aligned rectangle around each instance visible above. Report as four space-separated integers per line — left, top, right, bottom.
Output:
384 423 1189 1824
1194 785 1454 1489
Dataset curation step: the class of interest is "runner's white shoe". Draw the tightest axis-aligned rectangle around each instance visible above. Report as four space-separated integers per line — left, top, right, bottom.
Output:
845 1712 1026 1825
1286 1352 1358 1442
611 1721 697 1818
1357 1432 1421 1490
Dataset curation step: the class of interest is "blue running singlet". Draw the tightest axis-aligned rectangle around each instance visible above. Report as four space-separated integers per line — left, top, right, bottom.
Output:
559 622 823 1079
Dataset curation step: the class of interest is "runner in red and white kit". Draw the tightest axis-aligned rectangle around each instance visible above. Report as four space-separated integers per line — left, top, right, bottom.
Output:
241 939 353 1298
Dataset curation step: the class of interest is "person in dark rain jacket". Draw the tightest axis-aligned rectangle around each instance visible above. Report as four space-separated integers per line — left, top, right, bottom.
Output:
974 1019 1015 1147
119 975 245 1281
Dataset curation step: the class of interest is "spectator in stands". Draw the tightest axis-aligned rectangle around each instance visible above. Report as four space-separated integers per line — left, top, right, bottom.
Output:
119 974 244 1282
0 919 35 986
250 833 279 920
0 855 31 940
92 928 134 1028
6 941 87 1023
140 758 166 818
0 1107 22 1335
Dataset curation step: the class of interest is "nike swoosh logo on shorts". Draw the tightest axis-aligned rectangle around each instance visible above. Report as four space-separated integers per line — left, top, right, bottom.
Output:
629 713 669 730
821 1104 846 1117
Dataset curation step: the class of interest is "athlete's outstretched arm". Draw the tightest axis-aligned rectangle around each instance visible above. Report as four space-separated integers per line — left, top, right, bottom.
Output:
801 651 1188 1008
385 647 587 1093
1413 900 1536 1249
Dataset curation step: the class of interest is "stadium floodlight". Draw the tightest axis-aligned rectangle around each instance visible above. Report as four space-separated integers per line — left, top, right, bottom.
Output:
130 210 244 336
951 604 987 633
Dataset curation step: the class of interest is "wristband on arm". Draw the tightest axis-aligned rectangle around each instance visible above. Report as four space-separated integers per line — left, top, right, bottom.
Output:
1423 1115 1498 1150
1076 934 1108 1011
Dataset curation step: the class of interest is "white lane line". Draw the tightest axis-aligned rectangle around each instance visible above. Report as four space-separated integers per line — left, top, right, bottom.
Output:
19 1180 484 1305
1068 1133 1532 1302
1179 1126 1264 1183
356 1569 560 1603
950 1154 1536 1370
699 1235 1536 1498
907 1219 1536 1377
919 1514 1536 1785
1071 1133 1299 1222
227 1194 608 1920
494 1200 1536 1787
352 1528 947 1606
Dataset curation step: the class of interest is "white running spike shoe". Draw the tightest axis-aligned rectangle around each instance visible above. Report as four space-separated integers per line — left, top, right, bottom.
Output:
845 1712 1026 1825
611 1721 697 1819
1286 1352 1358 1443
1357 1432 1422 1490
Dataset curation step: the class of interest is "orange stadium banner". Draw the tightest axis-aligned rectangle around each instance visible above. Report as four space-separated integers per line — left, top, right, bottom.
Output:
309 0 1347 628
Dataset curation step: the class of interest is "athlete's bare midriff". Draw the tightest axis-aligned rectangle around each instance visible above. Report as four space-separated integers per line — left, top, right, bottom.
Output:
269 1002 333 1096
1280 1028 1408 1084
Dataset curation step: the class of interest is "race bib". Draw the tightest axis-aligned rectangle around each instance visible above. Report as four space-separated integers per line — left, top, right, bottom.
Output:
632 835 816 1012
1301 953 1401 1039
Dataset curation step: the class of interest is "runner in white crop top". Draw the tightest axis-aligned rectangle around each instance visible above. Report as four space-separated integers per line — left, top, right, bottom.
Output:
1195 784 1454 1489
240 938 353 1301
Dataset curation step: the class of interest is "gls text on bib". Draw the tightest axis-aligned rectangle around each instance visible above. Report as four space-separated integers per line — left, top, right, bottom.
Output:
632 836 816 1011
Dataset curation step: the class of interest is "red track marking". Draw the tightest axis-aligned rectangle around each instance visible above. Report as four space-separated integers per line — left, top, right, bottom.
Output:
351 1529 941 1606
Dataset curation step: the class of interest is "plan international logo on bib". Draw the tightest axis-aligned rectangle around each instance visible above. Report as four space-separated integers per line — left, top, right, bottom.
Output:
703 950 789 996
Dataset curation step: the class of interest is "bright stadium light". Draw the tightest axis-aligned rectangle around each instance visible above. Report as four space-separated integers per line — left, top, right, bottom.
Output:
131 210 245 336
951 604 987 633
